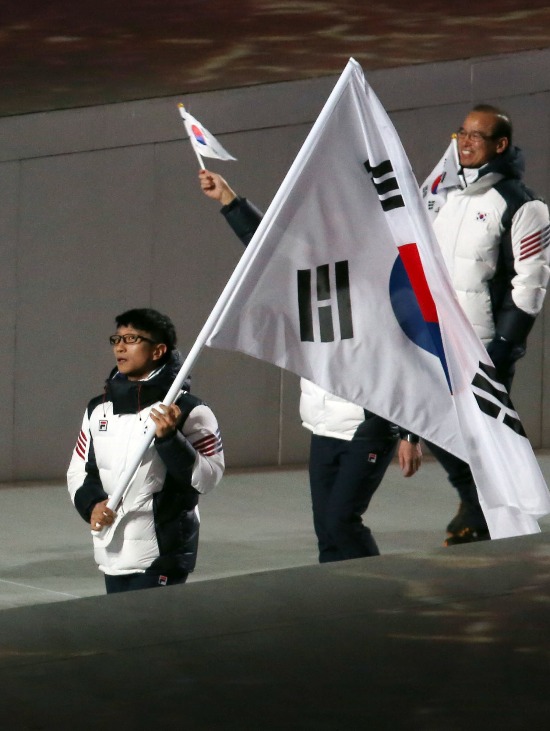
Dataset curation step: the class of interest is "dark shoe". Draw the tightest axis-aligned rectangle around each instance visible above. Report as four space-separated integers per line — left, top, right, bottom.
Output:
444 527 490 546
446 501 467 533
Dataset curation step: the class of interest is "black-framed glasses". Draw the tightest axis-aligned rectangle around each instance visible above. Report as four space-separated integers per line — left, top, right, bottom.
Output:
456 128 496 143
109 334 157 346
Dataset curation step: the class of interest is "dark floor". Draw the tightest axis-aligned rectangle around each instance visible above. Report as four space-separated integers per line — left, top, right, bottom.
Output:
1 454 549 729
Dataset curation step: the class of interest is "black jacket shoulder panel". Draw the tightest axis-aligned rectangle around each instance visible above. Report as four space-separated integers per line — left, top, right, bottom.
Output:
175 391 203 420
87 393 105 420
493 178 538 233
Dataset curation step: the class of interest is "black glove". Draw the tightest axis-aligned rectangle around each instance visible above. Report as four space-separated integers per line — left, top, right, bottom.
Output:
486 335 525 385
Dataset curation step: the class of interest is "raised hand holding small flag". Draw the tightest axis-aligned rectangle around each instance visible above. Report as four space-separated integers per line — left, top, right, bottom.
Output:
177 104 237 168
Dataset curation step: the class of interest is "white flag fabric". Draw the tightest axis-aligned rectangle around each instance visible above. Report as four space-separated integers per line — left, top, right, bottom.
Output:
178 104 236 161
206 58 550 539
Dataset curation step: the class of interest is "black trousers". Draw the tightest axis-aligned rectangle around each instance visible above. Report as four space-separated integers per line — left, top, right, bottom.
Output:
104 572 188 594
309 433 397 563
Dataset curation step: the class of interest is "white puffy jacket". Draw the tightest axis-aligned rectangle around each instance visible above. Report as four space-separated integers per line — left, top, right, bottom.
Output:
299 378 365 441
431 147 550 345
67 355 224 576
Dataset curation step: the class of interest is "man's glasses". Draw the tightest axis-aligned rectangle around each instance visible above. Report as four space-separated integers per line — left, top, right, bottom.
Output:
109 334 157 346
456 128 496 143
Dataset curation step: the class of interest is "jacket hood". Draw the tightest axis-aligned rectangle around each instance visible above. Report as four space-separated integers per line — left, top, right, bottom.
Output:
105 350 191 415
470 145 525 184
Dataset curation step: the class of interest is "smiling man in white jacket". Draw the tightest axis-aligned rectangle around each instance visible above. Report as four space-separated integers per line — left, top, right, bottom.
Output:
423 104 550 545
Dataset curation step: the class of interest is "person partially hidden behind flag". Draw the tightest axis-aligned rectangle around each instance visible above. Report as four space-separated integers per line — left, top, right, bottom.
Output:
67 308 225 593
199 169 422 563
422 104 550 545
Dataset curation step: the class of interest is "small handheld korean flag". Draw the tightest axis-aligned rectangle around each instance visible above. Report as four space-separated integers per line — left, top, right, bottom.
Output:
177 104 237 168
420 135 464 221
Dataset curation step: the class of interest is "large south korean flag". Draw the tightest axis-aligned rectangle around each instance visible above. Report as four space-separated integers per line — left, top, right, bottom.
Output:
205 58 550 539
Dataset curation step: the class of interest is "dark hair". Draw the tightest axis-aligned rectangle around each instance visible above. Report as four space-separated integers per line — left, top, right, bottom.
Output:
115 308 177 364
472 104 513 145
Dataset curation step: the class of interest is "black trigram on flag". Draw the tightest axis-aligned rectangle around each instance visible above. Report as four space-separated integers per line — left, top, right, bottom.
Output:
364 159 405 212
472 362 526 437
297 261 354 342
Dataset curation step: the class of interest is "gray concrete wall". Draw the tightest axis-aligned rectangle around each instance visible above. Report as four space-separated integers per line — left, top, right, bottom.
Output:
1 48 549 481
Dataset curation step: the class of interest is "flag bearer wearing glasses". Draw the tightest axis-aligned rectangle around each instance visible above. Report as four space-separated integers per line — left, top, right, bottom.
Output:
67 308 224 593
423 104 550 545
